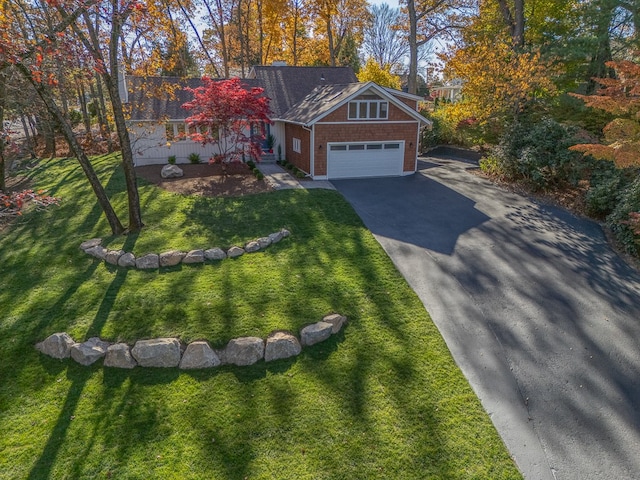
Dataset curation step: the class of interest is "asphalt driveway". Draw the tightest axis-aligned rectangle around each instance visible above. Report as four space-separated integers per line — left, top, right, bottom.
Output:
333 153 640 480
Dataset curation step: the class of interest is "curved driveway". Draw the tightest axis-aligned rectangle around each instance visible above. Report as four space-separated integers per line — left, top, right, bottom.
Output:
333 154 640 480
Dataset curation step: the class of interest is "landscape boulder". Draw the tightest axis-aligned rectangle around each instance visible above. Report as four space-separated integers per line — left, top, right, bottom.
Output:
161 164 183 178
322 314 347 334
159 250 186 267
227 246 245 258
268 231 283 244
118 252 136 267
80 238 102 251
131 338 181 367
300 322 333 346
36 332 75 359
179 341 221 369
104 249 125 266
244 241 260 253
85 245 108 260
104 343 137 369
182 249 205 264
257 237 272 249
70 337 111 366
204 247 227 261
135 253 160 270
264 332 302 362
220 337 264 366
281 228 291 238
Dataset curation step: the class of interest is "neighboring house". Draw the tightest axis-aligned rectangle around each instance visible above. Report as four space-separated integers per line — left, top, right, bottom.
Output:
123 65 431 180
430 80 463 103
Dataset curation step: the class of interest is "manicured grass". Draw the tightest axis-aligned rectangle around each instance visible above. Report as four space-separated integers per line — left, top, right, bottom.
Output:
0 154 522 479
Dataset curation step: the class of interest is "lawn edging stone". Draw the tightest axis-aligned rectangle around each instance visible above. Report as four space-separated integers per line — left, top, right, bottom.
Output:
80 228 290 270
35 313 347 370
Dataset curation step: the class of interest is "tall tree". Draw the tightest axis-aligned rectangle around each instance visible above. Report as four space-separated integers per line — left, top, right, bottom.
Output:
362 3 408 70
1 0 126 234
402 0 473 93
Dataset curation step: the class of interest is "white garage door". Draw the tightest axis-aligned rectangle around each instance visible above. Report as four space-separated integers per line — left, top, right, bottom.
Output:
327 142 404 179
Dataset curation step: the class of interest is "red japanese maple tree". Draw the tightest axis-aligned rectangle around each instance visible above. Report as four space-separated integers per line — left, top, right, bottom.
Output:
182 77 271 163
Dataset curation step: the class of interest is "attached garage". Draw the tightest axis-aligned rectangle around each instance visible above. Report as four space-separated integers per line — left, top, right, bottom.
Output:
327 141 404 179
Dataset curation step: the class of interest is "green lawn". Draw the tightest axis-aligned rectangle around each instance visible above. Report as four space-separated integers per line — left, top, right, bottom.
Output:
0 153 522 479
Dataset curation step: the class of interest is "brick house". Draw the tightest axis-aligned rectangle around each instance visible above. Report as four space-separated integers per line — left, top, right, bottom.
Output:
123 65 430 180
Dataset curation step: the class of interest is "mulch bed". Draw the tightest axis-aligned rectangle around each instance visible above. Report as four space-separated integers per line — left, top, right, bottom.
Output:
135 163 273 197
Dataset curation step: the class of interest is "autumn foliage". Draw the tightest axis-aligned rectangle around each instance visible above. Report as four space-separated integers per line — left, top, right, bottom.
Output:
183 78 271 163
570 59 640 169
0 189 59 219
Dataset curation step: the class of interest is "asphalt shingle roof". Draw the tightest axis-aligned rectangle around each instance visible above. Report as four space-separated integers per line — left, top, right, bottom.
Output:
279 83 365 125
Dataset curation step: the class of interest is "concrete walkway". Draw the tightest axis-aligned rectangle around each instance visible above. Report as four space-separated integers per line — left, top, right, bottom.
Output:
257 163 335 190
334 156 640 480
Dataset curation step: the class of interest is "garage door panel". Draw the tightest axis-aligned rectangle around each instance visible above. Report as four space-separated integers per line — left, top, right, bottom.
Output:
328 142 404 179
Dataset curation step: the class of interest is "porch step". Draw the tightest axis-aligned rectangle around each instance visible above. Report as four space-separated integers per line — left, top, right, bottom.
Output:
260 153 277 163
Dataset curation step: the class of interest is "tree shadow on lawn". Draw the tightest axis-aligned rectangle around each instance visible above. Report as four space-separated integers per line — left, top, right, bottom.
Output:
26 234 138 480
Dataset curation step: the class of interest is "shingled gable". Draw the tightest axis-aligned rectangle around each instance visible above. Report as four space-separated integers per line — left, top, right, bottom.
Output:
280 82 429 127
126 75 263 121
247 66 358 118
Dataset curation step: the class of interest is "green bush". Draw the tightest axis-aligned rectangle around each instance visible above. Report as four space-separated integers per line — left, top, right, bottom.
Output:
488 118 582 190
188 152 201 164
295 170 306 178
246 159 256 169
256 172 264 180
585 161 625 218
286 163 294 171
607 174 640 255
168 155 177 165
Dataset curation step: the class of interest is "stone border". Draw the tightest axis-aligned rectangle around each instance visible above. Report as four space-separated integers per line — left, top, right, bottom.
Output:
35 314 347 370
80 229 291 269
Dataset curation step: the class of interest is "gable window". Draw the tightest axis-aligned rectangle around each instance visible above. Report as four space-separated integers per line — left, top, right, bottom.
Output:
293 137 301 153
348 100 388 120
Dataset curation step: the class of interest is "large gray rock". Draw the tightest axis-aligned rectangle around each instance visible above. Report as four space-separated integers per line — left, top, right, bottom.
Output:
204 247 227 261
104 250 125 266
118 252 136 267
179 341 221 369
227 246 245 258
281 228 291 238
135 253 160 270
264 332 302 362
300 322 333 346
244 241 260 253
80 238 102 251
131 338 181 367
220 337 264 366
257 237 272 249
268 231 284 244
182 249 205 264
159 250 186 267
161 164 184 178
70 337 111 366
104 343 137 369
35 332 75 359
85 245 107 260
322 314 347 334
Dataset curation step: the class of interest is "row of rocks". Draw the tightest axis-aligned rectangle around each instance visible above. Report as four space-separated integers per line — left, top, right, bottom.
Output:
35 314 347 369
80 229 290 269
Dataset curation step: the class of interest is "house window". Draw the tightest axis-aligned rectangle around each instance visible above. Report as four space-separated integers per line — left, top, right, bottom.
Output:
165 122 188 142
347 101 389 120
293 137 301 153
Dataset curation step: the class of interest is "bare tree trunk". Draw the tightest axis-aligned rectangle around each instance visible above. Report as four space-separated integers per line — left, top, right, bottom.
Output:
407 0 418 94
77 79 92 136
16 63 125 235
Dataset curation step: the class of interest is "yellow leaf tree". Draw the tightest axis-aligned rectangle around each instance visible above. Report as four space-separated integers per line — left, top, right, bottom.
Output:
357 58 401 89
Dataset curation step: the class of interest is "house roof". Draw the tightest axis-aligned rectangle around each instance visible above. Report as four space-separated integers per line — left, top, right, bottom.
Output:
281 81 431 127
126 75 262 121
248 66 357 117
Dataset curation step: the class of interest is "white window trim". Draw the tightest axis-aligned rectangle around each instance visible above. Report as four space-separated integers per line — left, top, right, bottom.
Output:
293 137 301 153
347 100 389 120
